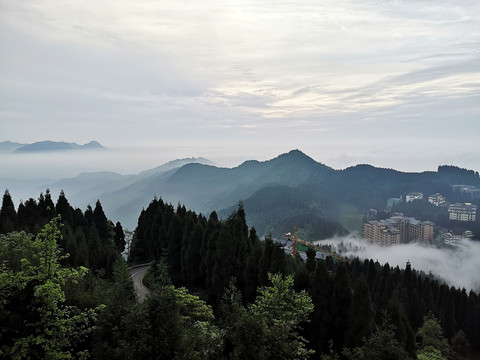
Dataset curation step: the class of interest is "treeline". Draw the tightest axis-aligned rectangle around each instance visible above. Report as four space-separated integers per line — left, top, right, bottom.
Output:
0 189 133 359
217 184 348 239
0 189 125 276
131 197 480 358
130 198 297 305
2 191 480 359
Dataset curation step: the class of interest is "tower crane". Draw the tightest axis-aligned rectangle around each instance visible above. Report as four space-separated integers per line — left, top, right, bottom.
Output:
285 227 351 263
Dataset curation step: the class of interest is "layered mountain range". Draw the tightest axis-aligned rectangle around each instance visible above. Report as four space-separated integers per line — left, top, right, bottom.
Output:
2 149 479 238
0 140 105 153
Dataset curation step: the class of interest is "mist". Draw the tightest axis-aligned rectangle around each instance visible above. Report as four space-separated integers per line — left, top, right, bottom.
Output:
316 236 480 293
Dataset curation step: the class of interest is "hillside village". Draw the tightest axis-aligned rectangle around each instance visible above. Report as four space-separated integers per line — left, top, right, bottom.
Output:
364 186 479 247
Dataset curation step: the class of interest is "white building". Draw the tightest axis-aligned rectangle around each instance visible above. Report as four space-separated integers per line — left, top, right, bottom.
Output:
448 203 477 222
406 192 423 202
428 193 446 206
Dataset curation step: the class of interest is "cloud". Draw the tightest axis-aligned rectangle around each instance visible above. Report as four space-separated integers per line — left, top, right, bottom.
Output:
1 0 479 173
316 236 480 292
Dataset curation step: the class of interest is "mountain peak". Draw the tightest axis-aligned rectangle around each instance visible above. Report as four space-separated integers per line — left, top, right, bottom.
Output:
274 149 316 164
13 140 105 153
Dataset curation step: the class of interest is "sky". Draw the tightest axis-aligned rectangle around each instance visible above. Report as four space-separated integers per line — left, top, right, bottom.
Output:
1 0 479 177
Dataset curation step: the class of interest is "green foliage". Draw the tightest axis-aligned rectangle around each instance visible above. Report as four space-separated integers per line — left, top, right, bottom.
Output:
417 346 447 360
114 284 223 360
343 312 410 360
0 217 100 359
416 346 446 360
417 312 449 358
234 273 315 360
320 341 340 360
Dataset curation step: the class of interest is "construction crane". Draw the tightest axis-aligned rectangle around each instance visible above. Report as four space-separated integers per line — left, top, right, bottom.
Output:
285 227 351 263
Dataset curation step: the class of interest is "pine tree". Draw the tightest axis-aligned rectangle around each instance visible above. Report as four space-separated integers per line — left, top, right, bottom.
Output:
347 276 375 348
0 189 17 233
309 260 334 355
113 222 126 253
92 200 110 242
331 262 352 350
55 190 73 226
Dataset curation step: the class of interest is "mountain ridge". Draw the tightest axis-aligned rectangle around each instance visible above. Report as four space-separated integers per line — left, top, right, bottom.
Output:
13 140 105 152
2 149 479 237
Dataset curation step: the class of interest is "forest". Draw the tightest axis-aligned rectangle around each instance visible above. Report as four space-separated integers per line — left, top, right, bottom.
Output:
1 189 479 359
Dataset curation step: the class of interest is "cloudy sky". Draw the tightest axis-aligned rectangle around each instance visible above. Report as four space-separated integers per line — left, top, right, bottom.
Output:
1 0 479 176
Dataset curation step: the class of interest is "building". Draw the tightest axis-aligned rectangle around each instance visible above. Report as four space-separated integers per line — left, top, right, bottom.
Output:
408 218 434 243
405 192 423 202
364 220 401 246
444 230 474 248
387 197 402 208
451 185 480 199
428 193 446 206
444 230 474 243
448 203 477 222
364 214 434 246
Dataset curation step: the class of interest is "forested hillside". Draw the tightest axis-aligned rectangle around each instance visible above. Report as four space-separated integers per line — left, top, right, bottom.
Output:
105 150 480 234
3 150 479 238
1 190 479 359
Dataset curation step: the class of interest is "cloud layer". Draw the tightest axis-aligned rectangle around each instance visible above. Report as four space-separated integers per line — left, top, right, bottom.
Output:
317 236 480 292
1 0 479 173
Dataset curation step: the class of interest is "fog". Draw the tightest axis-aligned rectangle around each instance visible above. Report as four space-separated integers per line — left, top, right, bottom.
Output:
315 236 480 293
2 143 479 182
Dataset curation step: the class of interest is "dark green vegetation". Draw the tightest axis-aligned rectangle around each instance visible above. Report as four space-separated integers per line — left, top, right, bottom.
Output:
4 150 479 238
97 150 480 236
1 190 480 359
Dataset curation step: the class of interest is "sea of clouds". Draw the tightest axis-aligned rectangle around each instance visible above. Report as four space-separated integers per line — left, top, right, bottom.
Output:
315 236 480 293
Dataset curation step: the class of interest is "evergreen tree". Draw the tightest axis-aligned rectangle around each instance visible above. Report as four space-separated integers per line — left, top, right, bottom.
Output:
55 190 74 226
331 262 352 350
93 200 111 242
0 217 99 358
0 189 17 233
113 221 126 253
308 260 334 355
38 189 55 221
417 312 450 359
234 273 314 360
343 312 410 360
347 276 375 348
387 288 416 357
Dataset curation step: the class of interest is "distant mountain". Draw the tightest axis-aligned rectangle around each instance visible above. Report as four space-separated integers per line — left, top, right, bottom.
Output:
100 150 339 231
0 141 25 152
137 157 216 179
100 150 480 237
2 149 479 239
13 140 105 153
2 156 217 220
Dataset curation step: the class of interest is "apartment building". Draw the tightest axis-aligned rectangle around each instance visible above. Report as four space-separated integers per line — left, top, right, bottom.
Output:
364 220 401 246
448 203 477 221
364 214 434 246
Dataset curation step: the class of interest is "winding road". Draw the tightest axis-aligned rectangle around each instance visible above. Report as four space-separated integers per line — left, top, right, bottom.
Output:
129 264 151 302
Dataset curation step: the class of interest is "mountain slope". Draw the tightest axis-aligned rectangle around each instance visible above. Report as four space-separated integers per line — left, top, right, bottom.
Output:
103 150 337 228
104 150 480 235
0 141 25 152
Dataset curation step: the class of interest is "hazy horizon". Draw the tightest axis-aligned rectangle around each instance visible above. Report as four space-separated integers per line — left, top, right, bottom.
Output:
1 0 479 178
1 144 479 181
